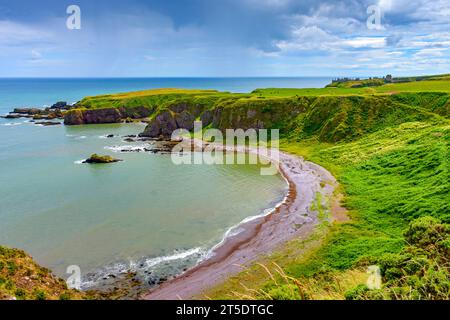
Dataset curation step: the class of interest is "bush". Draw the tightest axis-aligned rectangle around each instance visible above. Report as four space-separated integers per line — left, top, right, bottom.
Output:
34 290 47 300
404 216 449 254
346 216 450 300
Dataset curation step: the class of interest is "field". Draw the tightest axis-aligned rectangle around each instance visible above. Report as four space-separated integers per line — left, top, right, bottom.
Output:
253 79 450 97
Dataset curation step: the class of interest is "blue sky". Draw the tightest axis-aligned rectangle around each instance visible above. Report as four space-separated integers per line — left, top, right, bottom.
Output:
0 0 449 77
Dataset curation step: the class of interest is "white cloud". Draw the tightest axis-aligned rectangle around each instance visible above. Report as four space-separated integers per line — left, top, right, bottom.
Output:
30 49 42 60
413 48 446 58
0 20 52 46
275 26 338 51
343 37 386 48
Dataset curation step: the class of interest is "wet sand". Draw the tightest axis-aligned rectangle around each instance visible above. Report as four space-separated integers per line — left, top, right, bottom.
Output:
142 140 337 300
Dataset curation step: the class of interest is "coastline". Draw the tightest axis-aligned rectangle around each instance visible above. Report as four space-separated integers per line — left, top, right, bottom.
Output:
143 139 338 300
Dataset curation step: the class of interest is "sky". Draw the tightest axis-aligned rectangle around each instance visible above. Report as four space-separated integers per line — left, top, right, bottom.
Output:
0 0 449 77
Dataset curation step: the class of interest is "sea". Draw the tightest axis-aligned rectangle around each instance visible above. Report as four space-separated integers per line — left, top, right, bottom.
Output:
0 77 331 290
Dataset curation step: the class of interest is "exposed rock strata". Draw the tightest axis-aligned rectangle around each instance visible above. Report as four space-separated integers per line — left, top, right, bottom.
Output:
64 106 153 125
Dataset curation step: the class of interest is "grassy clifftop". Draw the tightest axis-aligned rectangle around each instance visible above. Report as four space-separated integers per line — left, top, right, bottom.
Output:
65 77 450 143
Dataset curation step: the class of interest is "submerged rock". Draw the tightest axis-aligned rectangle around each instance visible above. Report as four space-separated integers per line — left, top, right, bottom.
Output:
35 121 61 126
7 107 64 121
2 114 21 119
83 154 122 164
13 108 43 115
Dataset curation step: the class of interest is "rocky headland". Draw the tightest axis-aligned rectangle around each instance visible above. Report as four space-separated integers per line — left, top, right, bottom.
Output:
64 106 154 125
1 101 72 124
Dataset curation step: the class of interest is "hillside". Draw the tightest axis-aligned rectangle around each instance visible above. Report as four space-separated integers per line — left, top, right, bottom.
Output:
0 246 85 300
64 77 450 139
6 75 449 300
200 78 450 300
205 112 449 300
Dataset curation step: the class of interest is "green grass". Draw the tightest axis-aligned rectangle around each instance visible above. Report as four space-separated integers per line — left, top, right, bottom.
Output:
252 80 450 97
0 246 85 300
281 119 449 272
206 117 449 299
77 88 246 110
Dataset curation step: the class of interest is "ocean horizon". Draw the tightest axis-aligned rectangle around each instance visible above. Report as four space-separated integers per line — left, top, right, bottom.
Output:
0 77 333 114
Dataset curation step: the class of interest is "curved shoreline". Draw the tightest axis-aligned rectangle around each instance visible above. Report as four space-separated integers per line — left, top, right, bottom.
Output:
142 140 337 300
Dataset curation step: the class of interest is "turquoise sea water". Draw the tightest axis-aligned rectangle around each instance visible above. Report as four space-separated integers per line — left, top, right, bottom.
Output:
0 78 329 287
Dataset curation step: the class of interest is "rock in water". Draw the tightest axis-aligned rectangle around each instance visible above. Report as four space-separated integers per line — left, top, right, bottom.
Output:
51 101 67 109
13 108 43 115
83 154 122 164
2 114 21 119
35 121 61 126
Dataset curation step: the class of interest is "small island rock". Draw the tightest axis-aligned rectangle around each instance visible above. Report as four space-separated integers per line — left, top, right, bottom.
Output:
83 154 122 164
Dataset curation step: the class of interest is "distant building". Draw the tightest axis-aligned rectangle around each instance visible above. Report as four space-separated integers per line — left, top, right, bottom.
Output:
332 75 393 84
332 77 360 83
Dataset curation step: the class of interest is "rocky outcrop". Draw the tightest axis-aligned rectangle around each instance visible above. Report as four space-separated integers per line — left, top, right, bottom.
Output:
13 108 44 115
139 108 199 138
139 98 307 138
174 111 196 131
139 110 178 138
84 108 122 124
6 107 65 120
1 114 21 119
64 106 154 125
83 154 122 164
50 101 68 109
35 121 61 126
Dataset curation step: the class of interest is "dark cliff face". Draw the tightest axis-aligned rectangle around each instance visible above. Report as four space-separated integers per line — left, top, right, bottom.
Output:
66 94 441 141
64 106 154 125
139 99 308 138
138 95 438 142
139 103 206 138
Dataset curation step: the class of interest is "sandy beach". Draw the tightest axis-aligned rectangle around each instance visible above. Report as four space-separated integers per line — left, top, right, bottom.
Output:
143 139 338 300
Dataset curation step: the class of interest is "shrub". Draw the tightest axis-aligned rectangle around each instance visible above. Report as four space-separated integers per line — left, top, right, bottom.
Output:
34 290 47 300
346 216 450 300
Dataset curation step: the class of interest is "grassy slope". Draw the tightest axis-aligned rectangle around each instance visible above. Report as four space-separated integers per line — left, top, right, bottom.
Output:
203 78 449 300
0 246 85 300
205 120 448 300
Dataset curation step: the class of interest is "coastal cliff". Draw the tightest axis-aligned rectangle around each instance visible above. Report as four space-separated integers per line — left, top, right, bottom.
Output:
61 87 448 142
139 94 441 142
64 105 154 125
